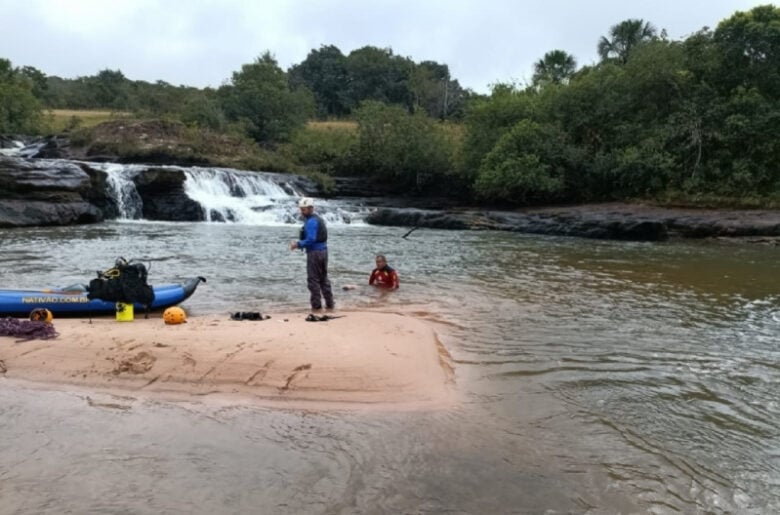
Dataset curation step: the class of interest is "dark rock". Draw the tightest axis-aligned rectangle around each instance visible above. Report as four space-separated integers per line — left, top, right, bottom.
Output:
132 168 204 221
366 208 472 230
0 156 91 195
329 176 399 198
0 156 105 227
263 172 321 197
365 204 780 241
208 210 226 222
33 135 72 159
82 154 121 163
116 151 210 167
79 163 121 219
0 199 102 227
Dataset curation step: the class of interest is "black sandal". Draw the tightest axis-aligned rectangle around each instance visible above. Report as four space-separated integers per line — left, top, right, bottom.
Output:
305 314 345 322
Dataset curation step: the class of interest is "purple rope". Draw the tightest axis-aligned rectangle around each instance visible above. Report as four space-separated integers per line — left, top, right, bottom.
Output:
0 317 59 342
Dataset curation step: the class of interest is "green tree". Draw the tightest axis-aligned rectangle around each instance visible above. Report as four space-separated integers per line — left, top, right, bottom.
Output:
675 10 780 196
713 4 780 97
288 45 351 117
180 90 226 130
130 80 202 116
461 84 540 183
345 46 414 109
474 119 579 204
0 59 12 81
598 19 658 64
349 101 454 192
409 61 444 116
0 58 42 133
700 86 780 195
17 66 48 99
42 75 75 108
218 52 315 144
407 60 468 120
532 50 577 87
90 69 130 109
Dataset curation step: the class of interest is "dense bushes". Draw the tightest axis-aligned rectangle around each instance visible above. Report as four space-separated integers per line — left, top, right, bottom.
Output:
475 120 573 203
285 122 357 178
460 5 780 206
286 102 459 194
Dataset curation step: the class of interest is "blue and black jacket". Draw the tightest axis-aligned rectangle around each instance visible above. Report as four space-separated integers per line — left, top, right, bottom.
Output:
297 214 328 252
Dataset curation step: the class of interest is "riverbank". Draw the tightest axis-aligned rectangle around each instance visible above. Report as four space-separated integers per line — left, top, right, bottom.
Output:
366 202 780 242
2 149 778 241
0 311 454 410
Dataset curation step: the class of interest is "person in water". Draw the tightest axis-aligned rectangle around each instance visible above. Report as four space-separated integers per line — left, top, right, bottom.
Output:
290 198 334 310
369 254 399 290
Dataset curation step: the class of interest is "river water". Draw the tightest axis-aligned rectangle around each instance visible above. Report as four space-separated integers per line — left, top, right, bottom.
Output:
1 190 779 513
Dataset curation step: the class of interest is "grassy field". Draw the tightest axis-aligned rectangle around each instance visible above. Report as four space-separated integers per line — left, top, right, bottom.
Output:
306 120 357 131
45 109 133 132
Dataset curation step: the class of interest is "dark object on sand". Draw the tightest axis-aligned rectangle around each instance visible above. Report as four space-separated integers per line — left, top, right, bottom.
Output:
305 314 345 322
230 312 270 321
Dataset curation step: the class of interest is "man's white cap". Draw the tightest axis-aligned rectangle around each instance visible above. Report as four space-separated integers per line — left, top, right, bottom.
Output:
298 197 314 208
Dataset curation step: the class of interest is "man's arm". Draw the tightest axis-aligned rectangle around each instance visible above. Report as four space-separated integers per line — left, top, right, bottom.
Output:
369 269 377 285
390 270 399 289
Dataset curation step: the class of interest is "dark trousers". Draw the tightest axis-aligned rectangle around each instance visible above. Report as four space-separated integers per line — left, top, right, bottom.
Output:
306 249 334 309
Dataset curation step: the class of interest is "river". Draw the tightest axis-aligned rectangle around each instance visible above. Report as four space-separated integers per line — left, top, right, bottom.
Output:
0 176 779 513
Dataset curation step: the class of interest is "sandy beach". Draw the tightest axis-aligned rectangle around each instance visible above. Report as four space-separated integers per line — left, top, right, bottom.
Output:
0 311 454 410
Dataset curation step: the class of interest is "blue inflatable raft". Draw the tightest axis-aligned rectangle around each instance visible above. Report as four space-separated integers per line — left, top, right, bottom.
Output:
0 277 206 317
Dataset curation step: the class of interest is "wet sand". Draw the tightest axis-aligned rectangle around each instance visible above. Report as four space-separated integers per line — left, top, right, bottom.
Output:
0 311 454 409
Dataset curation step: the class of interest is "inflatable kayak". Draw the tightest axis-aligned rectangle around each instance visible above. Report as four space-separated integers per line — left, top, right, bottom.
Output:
0 277 206 317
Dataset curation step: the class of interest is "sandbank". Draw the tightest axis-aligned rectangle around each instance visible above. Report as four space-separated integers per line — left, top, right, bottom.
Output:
0 311 454 410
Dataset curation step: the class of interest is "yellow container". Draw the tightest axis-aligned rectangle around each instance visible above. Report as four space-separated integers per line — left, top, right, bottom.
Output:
115 302 134 322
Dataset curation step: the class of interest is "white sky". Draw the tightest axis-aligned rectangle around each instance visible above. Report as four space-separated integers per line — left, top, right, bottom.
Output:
0 0 770 94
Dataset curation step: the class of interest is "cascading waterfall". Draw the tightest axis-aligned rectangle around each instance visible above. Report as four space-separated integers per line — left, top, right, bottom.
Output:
98 163 367 225
0 140 26 156
99 163 146 220
182 167 301 225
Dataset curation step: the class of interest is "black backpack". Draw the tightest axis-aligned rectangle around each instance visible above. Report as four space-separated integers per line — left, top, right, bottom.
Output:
87 258 155 315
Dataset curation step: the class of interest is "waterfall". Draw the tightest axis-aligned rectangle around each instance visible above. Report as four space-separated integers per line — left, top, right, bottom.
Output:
0 140 26 157
100 163 146 220
182 167 301 225
98 164 367 225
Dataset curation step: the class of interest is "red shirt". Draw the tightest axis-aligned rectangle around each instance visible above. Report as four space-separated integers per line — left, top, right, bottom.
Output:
369 266 399 289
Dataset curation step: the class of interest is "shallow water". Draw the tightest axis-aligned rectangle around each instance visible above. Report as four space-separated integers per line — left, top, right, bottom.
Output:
1 221 779 514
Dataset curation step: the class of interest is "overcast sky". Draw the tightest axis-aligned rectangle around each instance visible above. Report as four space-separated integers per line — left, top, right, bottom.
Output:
0 0 770 94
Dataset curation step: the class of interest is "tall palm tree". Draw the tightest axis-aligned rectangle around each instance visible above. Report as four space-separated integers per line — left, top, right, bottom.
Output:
532 50 578 87
598 19 658 64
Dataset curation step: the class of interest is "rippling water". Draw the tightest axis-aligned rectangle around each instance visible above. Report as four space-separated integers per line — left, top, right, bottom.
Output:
1 221 778 514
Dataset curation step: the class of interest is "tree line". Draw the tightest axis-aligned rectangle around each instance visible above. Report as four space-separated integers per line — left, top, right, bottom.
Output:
467 5 779 205
2 45 470 127
1 4 778 206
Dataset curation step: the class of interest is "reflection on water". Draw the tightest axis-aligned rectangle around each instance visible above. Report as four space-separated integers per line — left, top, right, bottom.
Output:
1 222 778 513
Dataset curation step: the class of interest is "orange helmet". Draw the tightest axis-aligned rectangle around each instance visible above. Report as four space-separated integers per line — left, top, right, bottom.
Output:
29 308 54 323
163 306 187 325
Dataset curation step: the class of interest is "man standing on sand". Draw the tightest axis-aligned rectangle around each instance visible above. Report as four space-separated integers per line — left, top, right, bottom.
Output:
369 254 399 290
290 197 334 311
